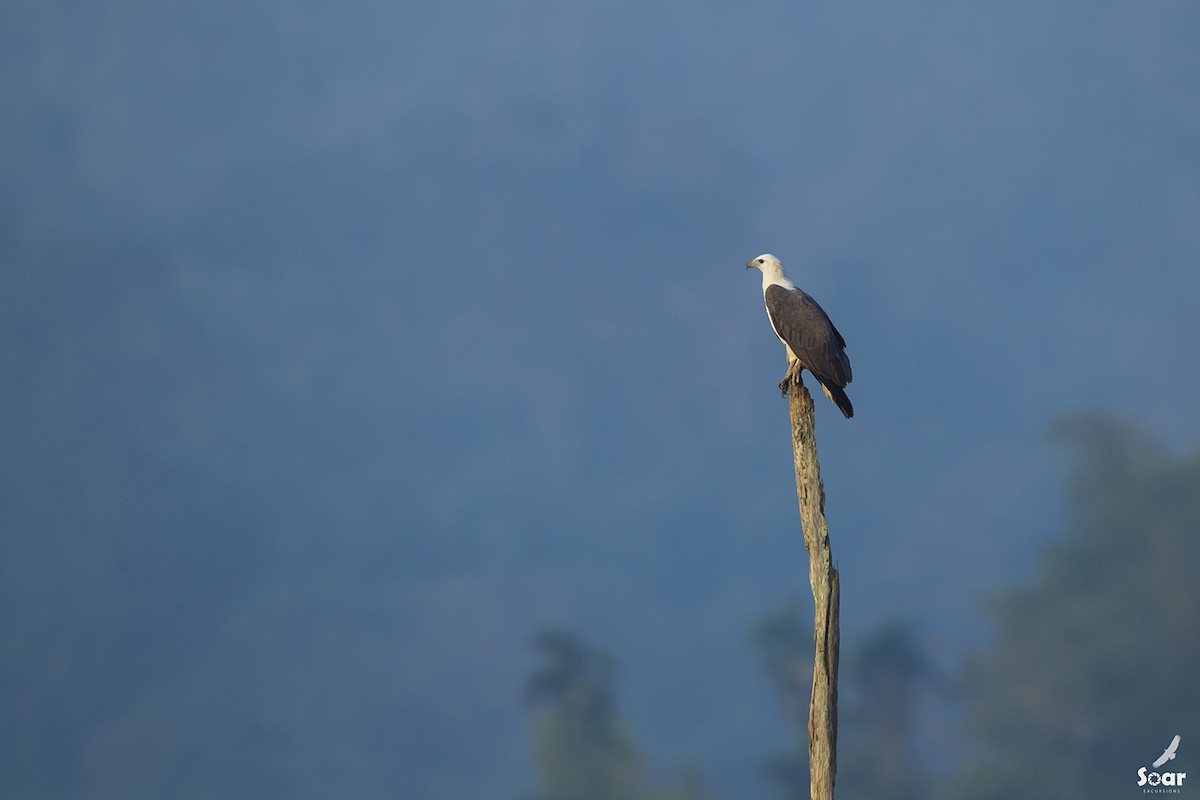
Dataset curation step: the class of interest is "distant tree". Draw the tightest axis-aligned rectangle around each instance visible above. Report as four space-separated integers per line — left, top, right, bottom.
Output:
836 621 929 800
749 600 812 800
525 630 647 800
751 607 931 800
523 630 719 800
941 416 1200 800
657 766 718 800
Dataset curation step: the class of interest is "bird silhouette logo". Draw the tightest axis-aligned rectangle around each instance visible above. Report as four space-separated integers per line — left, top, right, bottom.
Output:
1152 735 1182 769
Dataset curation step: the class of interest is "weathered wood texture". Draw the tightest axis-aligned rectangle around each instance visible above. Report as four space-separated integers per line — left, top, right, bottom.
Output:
785 369 840 800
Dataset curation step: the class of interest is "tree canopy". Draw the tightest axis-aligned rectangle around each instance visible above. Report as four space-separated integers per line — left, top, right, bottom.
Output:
942 416 1200 799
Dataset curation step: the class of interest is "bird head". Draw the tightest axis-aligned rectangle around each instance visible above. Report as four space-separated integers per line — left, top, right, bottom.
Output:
745 253 782 272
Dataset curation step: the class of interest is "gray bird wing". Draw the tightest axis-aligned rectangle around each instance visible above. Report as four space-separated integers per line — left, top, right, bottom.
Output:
764 284 852 386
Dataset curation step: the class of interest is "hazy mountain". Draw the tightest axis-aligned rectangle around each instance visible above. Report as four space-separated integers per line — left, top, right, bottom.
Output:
2 0 1198 796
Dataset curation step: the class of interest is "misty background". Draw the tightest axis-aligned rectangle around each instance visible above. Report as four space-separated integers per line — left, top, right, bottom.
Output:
2 1 1198 798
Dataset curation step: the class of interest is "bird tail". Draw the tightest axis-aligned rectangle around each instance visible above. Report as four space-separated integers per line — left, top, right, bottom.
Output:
819 381 854 419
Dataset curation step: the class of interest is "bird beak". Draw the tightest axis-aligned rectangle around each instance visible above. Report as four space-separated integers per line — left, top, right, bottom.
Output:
745 260 756 270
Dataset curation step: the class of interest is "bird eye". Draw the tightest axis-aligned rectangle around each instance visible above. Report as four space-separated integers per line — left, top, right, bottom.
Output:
757 258 764 264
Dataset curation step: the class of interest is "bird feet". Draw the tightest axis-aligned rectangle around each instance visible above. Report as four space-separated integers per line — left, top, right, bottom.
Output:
778 361 803 398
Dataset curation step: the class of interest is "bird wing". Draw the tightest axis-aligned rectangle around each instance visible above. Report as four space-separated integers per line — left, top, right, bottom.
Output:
764 284 852 386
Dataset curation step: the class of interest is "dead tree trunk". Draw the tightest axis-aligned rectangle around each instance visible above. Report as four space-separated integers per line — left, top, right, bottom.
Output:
784 367 840 800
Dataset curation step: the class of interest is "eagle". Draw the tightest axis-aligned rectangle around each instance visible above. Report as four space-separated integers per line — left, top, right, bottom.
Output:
746 254 854 418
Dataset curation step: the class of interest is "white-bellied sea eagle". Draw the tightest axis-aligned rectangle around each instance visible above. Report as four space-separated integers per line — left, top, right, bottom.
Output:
746 253 854 418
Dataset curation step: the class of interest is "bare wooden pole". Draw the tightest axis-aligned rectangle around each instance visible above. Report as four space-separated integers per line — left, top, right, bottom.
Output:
784 366 840 800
